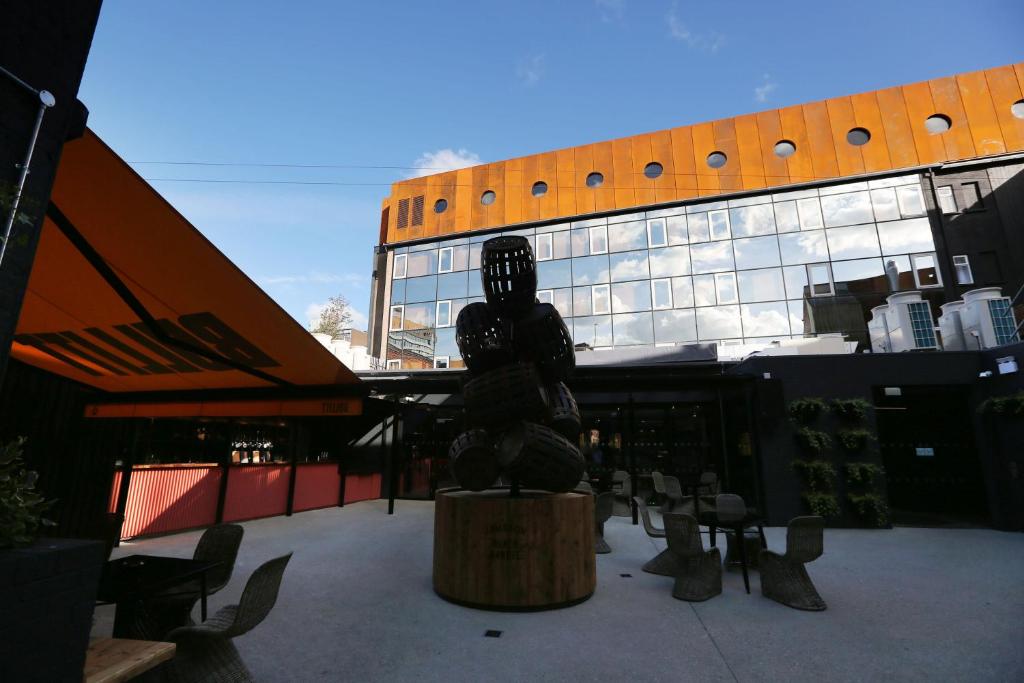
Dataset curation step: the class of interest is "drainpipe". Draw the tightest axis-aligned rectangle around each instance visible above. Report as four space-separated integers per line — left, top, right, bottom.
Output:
0 66 55 270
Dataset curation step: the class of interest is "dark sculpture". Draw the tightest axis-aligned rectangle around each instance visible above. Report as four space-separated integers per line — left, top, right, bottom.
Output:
448 235 584 494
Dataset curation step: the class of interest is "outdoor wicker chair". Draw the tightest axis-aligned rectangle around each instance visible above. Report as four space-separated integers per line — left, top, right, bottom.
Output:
651 471 666 499
575 479 593 493
760 516 827 611
158 553 293 682
611 470 632 516
715 494 760 569
664 513 722 602
662 475 694 514
698 471 719 510
132 524 245 639
633 496 665 538
594 492 614 554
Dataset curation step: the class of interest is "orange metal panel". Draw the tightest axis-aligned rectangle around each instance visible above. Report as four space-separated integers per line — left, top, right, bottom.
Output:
711 119 741 193
755 110 789 187
849 92 893 173
649 130 677 202
669 126 698 200
293 463 340 512
629 134 655 206
520 154 540 222
875 86 919 169
593 141 616 212
826 97 865 177
120 466 221 539
438 171 457 234
574 144 597 215
538 152 559 220
611 137 635 208
470 165 488 230
556 148 577 218
956 70 1006 156
734 113 766 190
485 161 506 227
422 173 440 238
985 65 1024 152
223 464 290 522
454 168 473 232
802 101 840 180
690 122 719 195
778 105 814 183
902 81 946 164
929 76 976 161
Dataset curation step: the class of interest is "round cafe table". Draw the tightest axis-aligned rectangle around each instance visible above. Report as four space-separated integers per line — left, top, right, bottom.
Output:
698 509 766 594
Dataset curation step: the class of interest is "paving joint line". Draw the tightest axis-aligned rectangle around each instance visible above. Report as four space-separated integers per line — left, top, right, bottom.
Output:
689 602 741 683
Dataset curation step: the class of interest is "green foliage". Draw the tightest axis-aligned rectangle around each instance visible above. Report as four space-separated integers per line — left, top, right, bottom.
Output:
837 429 872 452
845 462 884 487
788 398 828 423
803 493 841 518
794 427 831 454
0 438 55 548
848 494 889 528
792 460 836 493
830 398 870 421
979 393 1024 417
310 294 354 339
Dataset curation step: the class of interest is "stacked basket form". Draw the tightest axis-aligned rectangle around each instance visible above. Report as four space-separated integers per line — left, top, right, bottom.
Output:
449 236 585 493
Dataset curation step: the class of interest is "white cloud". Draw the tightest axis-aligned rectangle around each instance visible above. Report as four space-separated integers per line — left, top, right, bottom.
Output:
516 53 545 87
595 0 625 23
667 3 725 53
754 74 778 103
406 148 482 178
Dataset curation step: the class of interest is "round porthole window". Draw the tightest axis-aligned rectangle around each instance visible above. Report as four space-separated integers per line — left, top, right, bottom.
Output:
846 127 871 146
644 162 663 179
1012 100 1024 120
773 140 796 158
434 199 448 213
586 172 604 188
706 151 727 169
480 190 496 206
531 181 548 197
924 114 951 134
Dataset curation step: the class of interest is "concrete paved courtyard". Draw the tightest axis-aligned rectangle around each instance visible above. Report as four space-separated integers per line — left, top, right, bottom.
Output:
94 500 1024 682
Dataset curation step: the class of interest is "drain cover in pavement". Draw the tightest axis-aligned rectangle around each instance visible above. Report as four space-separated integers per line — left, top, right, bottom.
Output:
485 630 503 638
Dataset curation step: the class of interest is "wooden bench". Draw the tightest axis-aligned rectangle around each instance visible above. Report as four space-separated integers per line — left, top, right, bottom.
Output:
84 638 175 683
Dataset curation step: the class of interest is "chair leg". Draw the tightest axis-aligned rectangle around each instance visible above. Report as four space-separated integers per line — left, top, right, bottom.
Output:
671 549 722 602
760 552 826 611
162 636 254 683
595 531 611 554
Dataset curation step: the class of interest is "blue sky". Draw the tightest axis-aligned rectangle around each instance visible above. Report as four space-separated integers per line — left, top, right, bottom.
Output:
78 0 1024 330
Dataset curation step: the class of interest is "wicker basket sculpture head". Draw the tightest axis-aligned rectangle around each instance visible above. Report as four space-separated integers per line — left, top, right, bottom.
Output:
448 235 583 494
480 236 537 321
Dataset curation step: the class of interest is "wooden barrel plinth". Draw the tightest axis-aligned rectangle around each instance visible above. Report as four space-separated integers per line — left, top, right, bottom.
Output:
433 488 595 611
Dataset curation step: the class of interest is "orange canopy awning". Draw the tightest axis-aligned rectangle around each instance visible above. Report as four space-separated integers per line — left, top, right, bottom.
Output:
12 129 359 393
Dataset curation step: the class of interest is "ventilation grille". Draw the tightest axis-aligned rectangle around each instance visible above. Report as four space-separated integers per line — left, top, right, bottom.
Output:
411 195 425 226
397 198 410 228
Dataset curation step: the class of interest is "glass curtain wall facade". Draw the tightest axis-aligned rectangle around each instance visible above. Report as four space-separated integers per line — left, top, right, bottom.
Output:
384 174 940 369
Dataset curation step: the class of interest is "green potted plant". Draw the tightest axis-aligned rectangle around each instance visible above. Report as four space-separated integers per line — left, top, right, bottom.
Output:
0 437 56 547
788 398 828 423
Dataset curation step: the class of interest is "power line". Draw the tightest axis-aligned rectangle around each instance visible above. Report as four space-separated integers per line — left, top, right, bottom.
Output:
130 160 451 171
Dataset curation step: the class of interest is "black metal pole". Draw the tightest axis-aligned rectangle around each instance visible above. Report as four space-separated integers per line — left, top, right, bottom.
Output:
387 395 400 515
215 425 230 524
112 420 141 547
628 393 639 525
285 430 298 517
717 388 731 491
337 458 347 507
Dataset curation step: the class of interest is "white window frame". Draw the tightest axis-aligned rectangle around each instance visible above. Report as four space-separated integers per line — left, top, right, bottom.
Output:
393 253 407 279
952 254 974 285
713 272 738 304
797 198 823 229
589 225 608 255
897 185 926 217
806 263 834 297
708 210 731 241
437 246 454 273
389 305 405 331
591 284 611 315
646 218 668 248
386 359 401 370
651 278 673 310
435 300 452 328
536 289 554 305
936 186 957 214
911 252 943 288
433 356 450 369
536 232 553 261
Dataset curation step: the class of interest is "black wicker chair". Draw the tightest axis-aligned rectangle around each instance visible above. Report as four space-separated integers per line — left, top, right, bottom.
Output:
455 301 513 374
480 236 537 320
498 421 584 493
594 492 614 554
760 516 827 611
664 513 722 602
449 429 499 491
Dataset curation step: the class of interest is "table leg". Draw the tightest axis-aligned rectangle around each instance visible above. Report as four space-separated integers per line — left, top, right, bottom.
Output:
200 572 208 622
111 601 130 639
709 524 717 548
757 524 767 549
736 525 750 594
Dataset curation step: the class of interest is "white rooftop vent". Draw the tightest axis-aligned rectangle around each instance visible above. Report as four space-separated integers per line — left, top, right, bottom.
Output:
869 292 938 352
938 300 967 351
960 287 1019 349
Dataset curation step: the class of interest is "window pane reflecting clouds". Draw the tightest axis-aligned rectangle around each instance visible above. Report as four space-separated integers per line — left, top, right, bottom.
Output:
405 275 437 303
733 235 781 270
738 268 786 303
611 281 652 313
407 251 437 277
672 276 694 308
649 245 691 277
551 288 573 318
688 213 710 243
783 266 808 299
693 275 716 307
574 315 612 347
437 272 468 299
537 260 572 288
741 302 791 336
609 250 650 282
820 191 874 227
876 218 935 255
667 215 688 245
608 221 647 252
778 231 829 265
613 312 654 345
831 258 887 293
572 255 610 284
729 204 776 238
653 309 697 343
404 302 434 330
797 198 823 229
774 201 800 233
572 286 592 316
870 188 901 222
697 305 742 340
788 300 807 336
825 224 881 260
690 241 735 273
